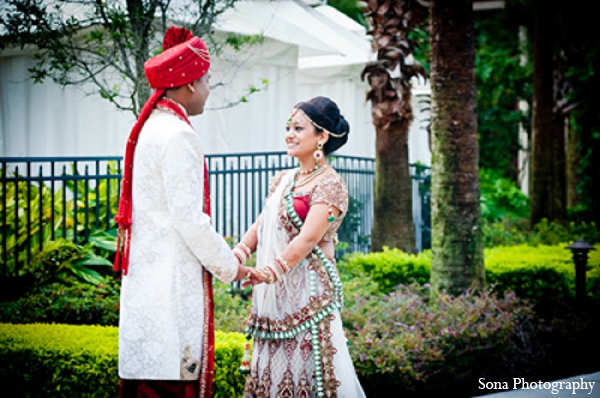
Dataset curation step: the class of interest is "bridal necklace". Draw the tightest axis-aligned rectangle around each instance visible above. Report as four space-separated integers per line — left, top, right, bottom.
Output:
294 164 328 188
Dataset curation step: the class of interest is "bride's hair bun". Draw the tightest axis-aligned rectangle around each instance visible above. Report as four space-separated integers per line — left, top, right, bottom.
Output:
295 96 350 155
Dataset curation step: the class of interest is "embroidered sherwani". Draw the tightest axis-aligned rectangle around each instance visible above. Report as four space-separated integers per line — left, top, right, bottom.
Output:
118 109 238 382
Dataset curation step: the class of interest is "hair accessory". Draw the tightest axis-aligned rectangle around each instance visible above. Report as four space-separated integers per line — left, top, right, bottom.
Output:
288 108 299 122
294 108 348 138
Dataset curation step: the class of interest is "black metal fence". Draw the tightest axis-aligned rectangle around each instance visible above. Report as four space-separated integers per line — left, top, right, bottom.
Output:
1 153 431 277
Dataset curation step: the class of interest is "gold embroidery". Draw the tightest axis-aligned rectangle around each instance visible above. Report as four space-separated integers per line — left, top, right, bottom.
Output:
320 315 341 397
297 371 312 398
256 364 272 398
187 44 210 63
198 267 212 394
245 252 337 336
276 369 295 398
244 370 259 398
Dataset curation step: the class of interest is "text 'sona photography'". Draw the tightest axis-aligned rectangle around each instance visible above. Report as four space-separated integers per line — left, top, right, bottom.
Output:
479 377 596 395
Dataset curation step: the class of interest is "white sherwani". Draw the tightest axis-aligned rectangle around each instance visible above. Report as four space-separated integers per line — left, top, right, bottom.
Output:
118 109 238 380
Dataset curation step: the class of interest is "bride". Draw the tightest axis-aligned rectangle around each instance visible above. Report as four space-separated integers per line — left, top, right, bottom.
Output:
233 96 366 397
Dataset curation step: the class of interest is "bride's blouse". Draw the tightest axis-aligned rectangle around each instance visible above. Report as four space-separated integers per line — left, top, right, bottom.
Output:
267 169 348 243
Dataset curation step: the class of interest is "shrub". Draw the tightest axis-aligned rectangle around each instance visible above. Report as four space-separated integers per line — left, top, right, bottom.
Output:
213 331 248 398
485 245 571 304
486 244 600 306
0 323 119 397
529 219 600 245
484 218 600 248
0 276 121 326
0 277 254 332
343 244 600 307
337 257 382 308
342 247 431 294
480 168 529 223
23 236 115 287
0 323 247 398
213 280 251 334
342 285 542 397
483 219 529 247
1 164 120 277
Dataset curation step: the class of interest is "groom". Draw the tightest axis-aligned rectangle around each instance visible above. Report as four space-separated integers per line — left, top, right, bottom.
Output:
114 27 257 398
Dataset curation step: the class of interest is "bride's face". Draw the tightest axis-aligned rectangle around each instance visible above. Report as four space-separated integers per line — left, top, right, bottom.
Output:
285 110 322 159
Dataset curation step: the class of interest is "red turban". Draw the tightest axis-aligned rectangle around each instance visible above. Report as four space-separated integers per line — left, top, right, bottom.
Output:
145 30 211 89
114 27 211 275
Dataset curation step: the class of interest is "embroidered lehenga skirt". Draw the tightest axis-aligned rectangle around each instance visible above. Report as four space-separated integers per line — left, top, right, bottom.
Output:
243 170 365 398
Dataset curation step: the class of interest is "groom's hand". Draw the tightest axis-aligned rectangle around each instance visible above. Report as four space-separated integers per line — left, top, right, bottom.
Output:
234 265 252 282
243 267 267 287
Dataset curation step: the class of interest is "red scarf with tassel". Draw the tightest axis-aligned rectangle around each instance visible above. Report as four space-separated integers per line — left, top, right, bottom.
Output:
114 94 215 398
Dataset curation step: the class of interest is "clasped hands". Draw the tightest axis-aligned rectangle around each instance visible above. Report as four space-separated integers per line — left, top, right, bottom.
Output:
234 265 269 286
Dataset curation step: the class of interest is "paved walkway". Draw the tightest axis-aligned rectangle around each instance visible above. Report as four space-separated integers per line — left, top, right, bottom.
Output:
476 372 600 398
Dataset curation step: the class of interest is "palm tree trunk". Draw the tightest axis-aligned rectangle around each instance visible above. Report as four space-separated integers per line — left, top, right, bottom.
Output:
429 0 484 298
362 0 423 255
566 119 581 210
371 113 417 254
530 2 566 225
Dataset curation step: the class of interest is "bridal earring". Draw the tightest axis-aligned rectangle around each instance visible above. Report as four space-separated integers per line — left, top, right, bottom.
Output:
313 142 324 167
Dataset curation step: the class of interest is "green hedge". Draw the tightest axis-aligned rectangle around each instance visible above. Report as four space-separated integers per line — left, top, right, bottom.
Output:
342 244 600 305
0 323 247 398
341 247 431 293
1 290 539 398
0 277 121 326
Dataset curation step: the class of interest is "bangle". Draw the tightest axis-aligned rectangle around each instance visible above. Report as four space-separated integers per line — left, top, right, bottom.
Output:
257 256 291 285
232 247 248 266
273 257 291 275
258 266 276 284
233 243 252 266
238 242 252 257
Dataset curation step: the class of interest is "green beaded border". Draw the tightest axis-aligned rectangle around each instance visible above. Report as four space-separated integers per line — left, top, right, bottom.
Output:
244 300 340 340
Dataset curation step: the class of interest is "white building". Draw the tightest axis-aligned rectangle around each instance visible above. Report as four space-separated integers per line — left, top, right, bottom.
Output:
0 0 431 165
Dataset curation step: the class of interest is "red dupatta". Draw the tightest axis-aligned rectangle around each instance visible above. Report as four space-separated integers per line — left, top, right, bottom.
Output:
114 96 215 398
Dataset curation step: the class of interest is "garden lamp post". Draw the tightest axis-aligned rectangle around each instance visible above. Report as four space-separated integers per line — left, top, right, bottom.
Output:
565 239 595 304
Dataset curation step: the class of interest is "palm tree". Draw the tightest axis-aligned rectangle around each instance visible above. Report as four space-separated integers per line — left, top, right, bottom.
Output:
429 0 484 297
530 1 567 225
361 0 427 254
